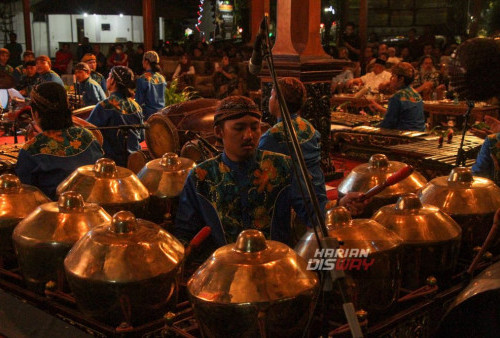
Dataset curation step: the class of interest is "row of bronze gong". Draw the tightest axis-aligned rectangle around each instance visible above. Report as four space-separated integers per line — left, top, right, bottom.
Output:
1 148 500 336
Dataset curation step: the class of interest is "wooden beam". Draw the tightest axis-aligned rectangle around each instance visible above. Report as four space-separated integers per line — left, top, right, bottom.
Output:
22 0 32 51
142 0 154 51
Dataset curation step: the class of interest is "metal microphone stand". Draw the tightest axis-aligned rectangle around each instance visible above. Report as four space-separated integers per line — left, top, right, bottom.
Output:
86 124 149 162
455 100 474 167
260 16 363 338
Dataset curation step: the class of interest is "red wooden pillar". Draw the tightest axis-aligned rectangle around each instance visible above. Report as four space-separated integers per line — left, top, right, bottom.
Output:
250 0 269 43
301 0 328 56
143 0 154 51
22 0 32 51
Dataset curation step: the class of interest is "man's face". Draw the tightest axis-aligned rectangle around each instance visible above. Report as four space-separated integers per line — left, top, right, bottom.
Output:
26 65 36 77
222 56 229 66
24 54 35 63
345 25 354 35
0 53 9 65
36 60 50 74
423 45 433 56
215 115 261 162
378 44 388 55
86 59 97 71
75 69 89 83
364 47 373 58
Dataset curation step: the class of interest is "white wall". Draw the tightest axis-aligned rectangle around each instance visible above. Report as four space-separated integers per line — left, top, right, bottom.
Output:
33 22 48 57
48 15 72 56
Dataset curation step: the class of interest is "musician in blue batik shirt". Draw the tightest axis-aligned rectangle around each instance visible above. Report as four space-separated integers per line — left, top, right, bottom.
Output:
258 77 327 212
135 50 166 120
81 53 107 93
87 66 144 167
74 62 106 106
369 62 426 132
174 96 366 260
35 55 64 87
15 83 103 199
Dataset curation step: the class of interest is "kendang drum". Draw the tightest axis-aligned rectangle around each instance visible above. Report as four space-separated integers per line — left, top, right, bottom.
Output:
145 98 219 158
436 260 500 337
12 192 111 292
295 207 403 314
127 149 153 174
0 174 50 268
372 193 462 289
64 211 184 327
137 153 195 224
188 230 319 338
338 154 427 217
56 158 150 218
180 139 221 164
419 167 500 258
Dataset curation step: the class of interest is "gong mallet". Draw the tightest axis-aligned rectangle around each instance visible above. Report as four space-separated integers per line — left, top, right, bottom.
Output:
467 208 500 275
185 226 212 258
358 164 415 202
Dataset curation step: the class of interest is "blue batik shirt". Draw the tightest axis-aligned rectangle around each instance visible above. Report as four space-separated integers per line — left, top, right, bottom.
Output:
86 92 144 167
258 113 327 213
135 70 167 120
174 150 310 255
76 77 106 106
90 71 107 92
37 70 64 87
472 133 500 181
15 126 104 200
379 86 425 131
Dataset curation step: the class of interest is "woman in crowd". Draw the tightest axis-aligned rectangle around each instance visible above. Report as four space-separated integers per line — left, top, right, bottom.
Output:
87 66 144 167
15 82 103 199
135 51 167 120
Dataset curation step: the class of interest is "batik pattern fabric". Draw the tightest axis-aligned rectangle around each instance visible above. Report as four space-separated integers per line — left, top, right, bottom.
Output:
86 92 144 167
15 126 104 199
379 86 425 131
175 150 310 255
90 71 107 92
135 70 166 120
0 64 14 75
76 77 106 106
258 114 327 212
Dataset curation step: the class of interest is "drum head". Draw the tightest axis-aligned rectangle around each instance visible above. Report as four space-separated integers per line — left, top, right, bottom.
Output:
145 114 180 158
127 149 153 174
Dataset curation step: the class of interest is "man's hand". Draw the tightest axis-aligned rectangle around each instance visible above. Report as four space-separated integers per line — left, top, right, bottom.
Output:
470 116 500 139
339 192 371 216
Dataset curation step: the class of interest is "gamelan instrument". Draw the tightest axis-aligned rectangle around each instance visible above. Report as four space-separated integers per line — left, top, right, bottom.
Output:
0 143 22 174
64 211 184 326
0 174 50 268
12 192 111 292
188 229 319 337
137 152 195 224
419 167 500 257
372 193 462 289
295 207 403 314
56 158 150 218
337 154 427 216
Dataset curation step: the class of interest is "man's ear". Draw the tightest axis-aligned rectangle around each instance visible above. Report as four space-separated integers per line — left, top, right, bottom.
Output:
214 124 223 140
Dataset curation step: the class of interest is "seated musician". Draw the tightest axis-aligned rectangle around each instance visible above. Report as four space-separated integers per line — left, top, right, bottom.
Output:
81 53 107 92
172 53 195 89
174 96 364 259
347 58 391 93
35 55 64 87
86 66 144 167
213 55 238 99
134 51 167 120
369 62 426 131
471 116 500 182
74 62 106 106
16 60 38 97
258 77 327 212
15 82 104 199
0 48 14 75
412 55 445 100
13 50 36 84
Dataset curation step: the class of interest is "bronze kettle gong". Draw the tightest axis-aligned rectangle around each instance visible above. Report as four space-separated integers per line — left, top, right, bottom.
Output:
56 158 150 218
64 211 185 326
188 230 319 338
